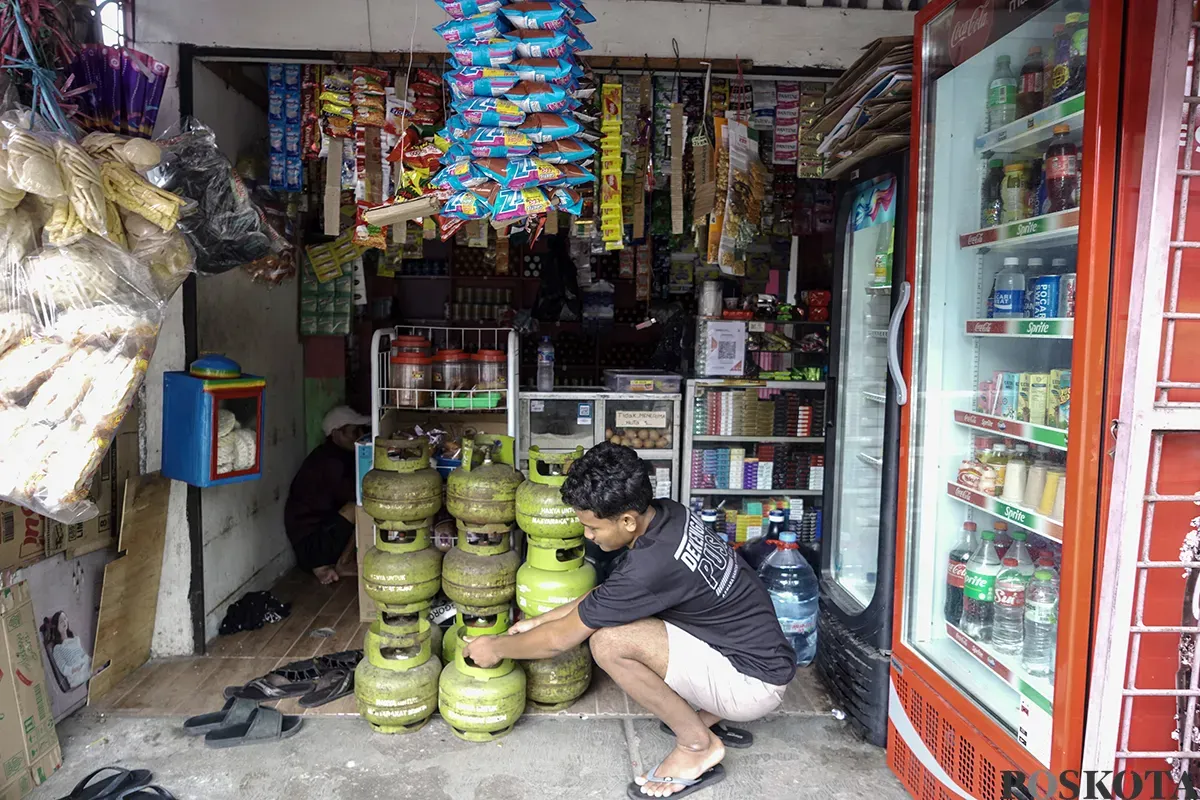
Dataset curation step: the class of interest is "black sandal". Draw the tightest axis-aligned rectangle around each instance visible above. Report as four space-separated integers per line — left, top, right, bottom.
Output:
182 696 259 736
113 788 176 800
315 650 362 673
658 721 754 748
299 669 355 708
57 767 152 800
205 706 303 748
223 674 315 701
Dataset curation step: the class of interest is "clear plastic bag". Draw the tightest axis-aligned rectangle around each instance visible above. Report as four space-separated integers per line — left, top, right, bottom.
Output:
147 118 284 275
122 209 196 299
0 233 165 522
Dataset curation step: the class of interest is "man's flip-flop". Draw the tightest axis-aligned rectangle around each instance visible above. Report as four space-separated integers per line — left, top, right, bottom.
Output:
298 669 354 708
658 721 754 749
182 697 259 736
223 674 315 701
57 767 152 800
625 763 726 799
204 706 303 748
113 788 177 800
315 650 362 673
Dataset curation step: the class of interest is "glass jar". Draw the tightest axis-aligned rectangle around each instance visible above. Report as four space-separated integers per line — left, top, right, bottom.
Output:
390 354 432 407
392 335 432 358
434 349 475 392
474 350 507 404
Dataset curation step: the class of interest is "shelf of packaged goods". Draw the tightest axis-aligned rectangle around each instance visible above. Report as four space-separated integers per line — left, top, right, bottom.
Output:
692 436 825 443
863 390 888 404
945 481 1063 543
689 489 823 497
952 410 1067 451
379 388 510 413
964 318 1074 339
693 380 826 391
975 92 1086 155
959 209 1080 251
944 623 1054 716
857 452 882 469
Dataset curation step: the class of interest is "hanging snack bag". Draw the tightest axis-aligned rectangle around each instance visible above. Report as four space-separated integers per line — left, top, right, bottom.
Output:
517 112 583 143
436 0 504 19
440 184 498 219
546 162 594 187
502 29 571 59
535 137 595 163
566 3 595 24
455 97 526 128
505 82 569 113
559 21 592 51
548 186 583 215
465 126 535 157
509 57 575 86
476 156 562 189
440 115 477 141
451 38 519 67
492 186 551 222
500 1 569 30
431 159 488 191
436 13 504 45
446 67 521 99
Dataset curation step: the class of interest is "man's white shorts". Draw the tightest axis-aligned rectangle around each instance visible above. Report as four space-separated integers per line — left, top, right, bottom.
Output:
663 621 788 722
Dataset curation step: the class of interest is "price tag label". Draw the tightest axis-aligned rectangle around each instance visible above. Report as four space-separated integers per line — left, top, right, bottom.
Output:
748 321 766 332
616 410 668 429
530 400 544 413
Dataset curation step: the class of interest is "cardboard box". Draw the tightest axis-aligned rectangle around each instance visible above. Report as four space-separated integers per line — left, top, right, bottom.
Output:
0 505 45 573
0 582 61 798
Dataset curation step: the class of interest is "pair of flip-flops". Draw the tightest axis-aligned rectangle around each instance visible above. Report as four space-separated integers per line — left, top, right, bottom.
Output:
183 696 303 748
57 767 175 800
657 721 754 749
625 723 750 799
222 651 361 707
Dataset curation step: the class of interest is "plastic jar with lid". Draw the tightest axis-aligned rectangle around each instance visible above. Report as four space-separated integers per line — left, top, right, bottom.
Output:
390 354 432 407
473 350 507 401
392 335 432 358
434 349 476 392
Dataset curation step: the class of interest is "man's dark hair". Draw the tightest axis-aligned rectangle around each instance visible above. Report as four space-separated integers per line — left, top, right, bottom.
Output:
561 442 652 519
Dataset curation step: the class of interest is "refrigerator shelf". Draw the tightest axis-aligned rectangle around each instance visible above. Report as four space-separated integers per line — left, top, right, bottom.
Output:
857 452 883 468
863 390 888 404
689 488 823 497
944 623 1054 715
958 209 1080 251
865 285 891 296
974 92 1086 155
964 318 1074 339
946 481 1064 543
866 328 889 339
692 435 825 443
952 410 1068 451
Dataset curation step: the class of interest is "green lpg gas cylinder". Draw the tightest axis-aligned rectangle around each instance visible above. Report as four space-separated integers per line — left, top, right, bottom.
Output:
441 524 520 616
516 536 596 618
438 628 526 742
523 642 592 711
443 610 510 665
515 446 584 540
376 603 443 659
446 436 524 526
361 438 442 525
362 525 442 612
354 619 441 734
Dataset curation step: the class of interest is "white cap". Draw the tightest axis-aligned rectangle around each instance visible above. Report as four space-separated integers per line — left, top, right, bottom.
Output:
322 406 370 437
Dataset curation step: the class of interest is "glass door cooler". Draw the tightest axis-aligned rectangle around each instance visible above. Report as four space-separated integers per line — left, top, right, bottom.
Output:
888 0 1124 795
818 151 909 748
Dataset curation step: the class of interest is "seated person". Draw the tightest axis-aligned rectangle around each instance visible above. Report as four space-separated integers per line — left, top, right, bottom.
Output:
463 443 796 799
284 406 369 585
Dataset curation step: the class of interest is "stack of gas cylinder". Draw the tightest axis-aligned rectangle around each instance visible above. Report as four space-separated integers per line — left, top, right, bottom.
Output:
355 438 444 733
440 435 527 741
514 446 595 710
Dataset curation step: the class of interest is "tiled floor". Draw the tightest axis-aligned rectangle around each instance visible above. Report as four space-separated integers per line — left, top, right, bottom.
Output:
90 570 833 720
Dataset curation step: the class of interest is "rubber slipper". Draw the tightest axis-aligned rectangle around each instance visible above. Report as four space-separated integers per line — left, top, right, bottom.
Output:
224 674 315 701
113 788 177 800
315 649 362 673
270 658 321 683
204 705 303 748
658 721 754 749
182 696 259 736
298 669 354 708
58 767 152 800
626 763 725 799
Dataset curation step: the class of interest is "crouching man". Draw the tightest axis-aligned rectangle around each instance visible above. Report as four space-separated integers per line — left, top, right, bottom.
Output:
462 443 796 799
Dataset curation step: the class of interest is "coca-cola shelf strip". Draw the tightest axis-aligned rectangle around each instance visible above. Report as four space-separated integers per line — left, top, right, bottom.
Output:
959 208 1080 251
945 481 1064 544
952 409 1067 451
964 317 1073 339
974 93 1086 156
944 622 1053 715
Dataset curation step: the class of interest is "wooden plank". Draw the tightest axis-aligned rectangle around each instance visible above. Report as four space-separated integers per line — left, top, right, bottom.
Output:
86 474 171 704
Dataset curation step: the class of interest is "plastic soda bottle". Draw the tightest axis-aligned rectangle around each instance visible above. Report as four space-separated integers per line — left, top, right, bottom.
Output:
759 532 819 666
961 529 1003 641
1045 124 1079 213
944 521 978 627
987 55 1017 131
1003 530 1036 579
536 336 555 392
1017 45 1045 118
981 159 1005 227
993 258 1025 319
1022 567 1060 677
992 557 1028 655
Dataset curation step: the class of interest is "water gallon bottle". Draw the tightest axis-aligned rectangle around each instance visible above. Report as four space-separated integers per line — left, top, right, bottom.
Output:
992 558 1027 655
1022 567 1060 677
742 509 785 572
759 531 819 666
536 336 554 392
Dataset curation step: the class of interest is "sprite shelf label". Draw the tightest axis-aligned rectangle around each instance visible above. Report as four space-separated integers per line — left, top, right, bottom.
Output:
953 411 1068 450
975 92 1086 151
963 568 996 602
947 482 1064 542
965 318 1073 337
960 208 1080 249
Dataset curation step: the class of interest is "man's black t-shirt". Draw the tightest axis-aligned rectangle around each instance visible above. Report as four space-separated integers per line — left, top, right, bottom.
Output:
577 499 797 686
284 438 356 546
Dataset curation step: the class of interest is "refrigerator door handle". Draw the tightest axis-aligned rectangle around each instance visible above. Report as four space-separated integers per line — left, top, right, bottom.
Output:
888 281 911 406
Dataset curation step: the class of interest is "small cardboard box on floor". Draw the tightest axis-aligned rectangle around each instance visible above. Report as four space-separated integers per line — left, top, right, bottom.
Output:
0 582 61 798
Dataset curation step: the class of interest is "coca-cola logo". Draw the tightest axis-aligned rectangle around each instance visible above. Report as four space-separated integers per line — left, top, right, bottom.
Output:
950 0 994 65
948 561 967 588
